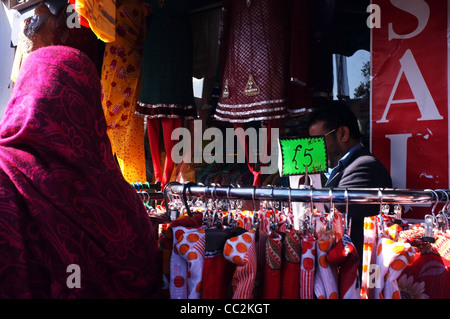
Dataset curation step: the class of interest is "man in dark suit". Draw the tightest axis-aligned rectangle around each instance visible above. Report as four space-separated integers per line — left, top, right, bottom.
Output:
308 102 392 262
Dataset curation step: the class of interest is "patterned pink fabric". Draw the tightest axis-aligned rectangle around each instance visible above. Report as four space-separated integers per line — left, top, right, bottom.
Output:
0 46 159 298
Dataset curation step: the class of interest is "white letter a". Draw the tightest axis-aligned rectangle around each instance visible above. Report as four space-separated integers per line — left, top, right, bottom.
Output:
377 49 442 123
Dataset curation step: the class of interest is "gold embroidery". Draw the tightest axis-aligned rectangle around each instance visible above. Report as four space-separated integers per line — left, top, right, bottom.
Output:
243 74 260 97
222 79 230 98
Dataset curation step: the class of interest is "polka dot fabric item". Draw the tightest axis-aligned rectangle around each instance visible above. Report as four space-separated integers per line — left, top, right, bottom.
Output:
174 227 206 299
361 216 378 299
300 232 316 299
170 225 205 299
224 229 257 299
314 231 339 299
170 226 190 299
374 231 416 299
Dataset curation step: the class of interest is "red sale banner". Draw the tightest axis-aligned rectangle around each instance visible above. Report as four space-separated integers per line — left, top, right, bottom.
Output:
371 0 448 219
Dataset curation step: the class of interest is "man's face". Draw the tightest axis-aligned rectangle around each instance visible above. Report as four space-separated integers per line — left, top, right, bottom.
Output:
309 120 342 169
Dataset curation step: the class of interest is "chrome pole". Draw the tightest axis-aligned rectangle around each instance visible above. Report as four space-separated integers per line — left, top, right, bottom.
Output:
166 184 447 205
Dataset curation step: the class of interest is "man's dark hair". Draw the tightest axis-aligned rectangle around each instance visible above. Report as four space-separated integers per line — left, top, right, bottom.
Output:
307 101 361 140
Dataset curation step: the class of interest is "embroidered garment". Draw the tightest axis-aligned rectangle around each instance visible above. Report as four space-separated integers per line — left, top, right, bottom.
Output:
215 0 289 123
100 0 147 183
0 46 159 298
137 0 196 119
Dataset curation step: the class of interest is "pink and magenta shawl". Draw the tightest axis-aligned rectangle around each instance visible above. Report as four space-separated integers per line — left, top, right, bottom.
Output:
0 46 159 298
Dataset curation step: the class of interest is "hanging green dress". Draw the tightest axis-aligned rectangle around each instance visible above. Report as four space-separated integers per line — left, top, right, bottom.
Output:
137 0 197 119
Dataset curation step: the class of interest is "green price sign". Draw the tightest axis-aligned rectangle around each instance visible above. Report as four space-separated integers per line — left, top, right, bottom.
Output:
278 137 328 176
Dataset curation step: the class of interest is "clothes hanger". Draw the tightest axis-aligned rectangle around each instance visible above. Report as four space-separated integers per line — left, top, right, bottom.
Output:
163 181 183 221
327 188 335 231
308 188 315 235
251 186 259 229
436 189 449 231
182 182 197 217
378 189 385 235
267 186 278 233
422 189 439 243
344 188 351 236
284 187 293 231
226 186 238 230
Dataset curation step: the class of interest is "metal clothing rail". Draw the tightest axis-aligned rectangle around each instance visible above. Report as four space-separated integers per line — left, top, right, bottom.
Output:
164 182 450 206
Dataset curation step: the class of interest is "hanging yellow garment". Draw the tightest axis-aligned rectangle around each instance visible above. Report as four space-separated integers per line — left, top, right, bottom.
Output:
101 0 147 183
107 112 146 183
73 0 116 43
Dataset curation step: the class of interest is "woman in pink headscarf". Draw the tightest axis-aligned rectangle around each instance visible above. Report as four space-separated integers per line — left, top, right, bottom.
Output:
0 45 159 298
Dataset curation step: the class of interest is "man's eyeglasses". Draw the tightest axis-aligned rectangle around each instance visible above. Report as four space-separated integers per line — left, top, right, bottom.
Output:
324 128 337 137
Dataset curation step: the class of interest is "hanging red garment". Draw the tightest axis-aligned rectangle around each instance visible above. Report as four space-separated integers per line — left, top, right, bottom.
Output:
263 232 283 299
201 228 240 299
327 234 360 299
398 227 450 299
280 230 301 299
399 253 450 299
287 0 313 117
